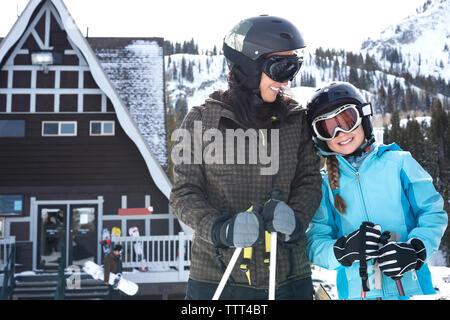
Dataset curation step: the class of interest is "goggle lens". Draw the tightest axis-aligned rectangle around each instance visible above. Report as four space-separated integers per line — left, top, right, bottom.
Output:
262 55 302 83
315 107 359 140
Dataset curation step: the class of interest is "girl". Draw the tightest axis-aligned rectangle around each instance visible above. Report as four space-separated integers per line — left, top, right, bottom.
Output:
305 82 448 299
170 16 322 300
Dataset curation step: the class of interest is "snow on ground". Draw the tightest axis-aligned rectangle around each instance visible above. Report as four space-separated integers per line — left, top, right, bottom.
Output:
311 251 450 300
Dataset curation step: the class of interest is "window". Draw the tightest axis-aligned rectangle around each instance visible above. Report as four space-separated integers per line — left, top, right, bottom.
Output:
90 121 115 136
0 195 23 216
42 121 77 136
0 120 25 137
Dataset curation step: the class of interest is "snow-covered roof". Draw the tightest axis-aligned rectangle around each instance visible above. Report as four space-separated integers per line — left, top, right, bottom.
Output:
0 0 172 200
88 38 167 167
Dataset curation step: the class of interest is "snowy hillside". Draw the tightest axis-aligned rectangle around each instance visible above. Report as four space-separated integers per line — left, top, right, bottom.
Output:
164 53 367 111
165 54 228 110
165 0 448 118
361 0 450 82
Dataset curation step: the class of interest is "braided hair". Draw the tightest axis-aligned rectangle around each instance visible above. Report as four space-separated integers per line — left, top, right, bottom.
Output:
325 155 347 214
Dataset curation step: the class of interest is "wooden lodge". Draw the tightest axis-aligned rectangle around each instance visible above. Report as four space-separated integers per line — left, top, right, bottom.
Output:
0 0 191 299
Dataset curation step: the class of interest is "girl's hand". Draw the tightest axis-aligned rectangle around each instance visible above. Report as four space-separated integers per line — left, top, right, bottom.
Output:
333 222 382 266
377 238 426 278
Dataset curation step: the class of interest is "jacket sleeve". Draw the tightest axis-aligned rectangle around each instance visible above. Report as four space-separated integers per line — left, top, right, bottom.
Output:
287 114 323 227
400 152 448 261
169 107 220 244
306 180 342 270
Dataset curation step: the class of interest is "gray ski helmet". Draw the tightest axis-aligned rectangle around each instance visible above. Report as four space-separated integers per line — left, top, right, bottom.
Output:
306 82 375 154
223 15 305 76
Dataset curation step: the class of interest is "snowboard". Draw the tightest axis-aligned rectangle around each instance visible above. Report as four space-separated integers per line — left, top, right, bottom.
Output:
83 260 138 296
128 226 148 272
100 228 111 259
111 226 121 243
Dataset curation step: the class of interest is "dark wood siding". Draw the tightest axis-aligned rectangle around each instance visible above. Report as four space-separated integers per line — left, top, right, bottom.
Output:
0 113 168 214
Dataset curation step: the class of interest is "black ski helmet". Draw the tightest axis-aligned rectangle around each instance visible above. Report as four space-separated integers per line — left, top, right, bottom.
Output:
223 15 305 90
306 82 375 155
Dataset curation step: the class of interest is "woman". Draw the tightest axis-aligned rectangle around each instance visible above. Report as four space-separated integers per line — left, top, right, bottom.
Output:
170 15 322 300
305 81 448 299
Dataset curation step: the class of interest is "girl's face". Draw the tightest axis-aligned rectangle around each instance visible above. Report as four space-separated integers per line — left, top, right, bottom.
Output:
326 124 365 155
259 50 293 103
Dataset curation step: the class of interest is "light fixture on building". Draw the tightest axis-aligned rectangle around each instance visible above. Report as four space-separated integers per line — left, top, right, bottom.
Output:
31 51 54 74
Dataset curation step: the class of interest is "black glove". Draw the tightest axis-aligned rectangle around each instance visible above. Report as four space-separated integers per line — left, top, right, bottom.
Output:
262 198 302 243
377 238 426 279
211 205 263 248
333 222 382 267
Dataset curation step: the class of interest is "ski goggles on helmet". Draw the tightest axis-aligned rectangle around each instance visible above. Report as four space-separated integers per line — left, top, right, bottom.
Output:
312 103 372 141
262 54 303 83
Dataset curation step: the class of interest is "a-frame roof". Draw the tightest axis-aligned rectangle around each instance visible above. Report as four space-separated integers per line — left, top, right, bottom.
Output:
0 0 172 200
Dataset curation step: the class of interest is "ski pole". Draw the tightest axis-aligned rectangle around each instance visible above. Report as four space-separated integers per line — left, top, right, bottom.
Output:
212 247 242 300
379 231 405 297
266 188 282 300
394 277 405 296
268 231 277 300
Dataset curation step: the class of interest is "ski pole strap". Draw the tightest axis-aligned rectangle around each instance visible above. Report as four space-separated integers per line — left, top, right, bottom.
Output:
215 248 236 285
239 247 253 286
359 223 370 293
264 231 271 266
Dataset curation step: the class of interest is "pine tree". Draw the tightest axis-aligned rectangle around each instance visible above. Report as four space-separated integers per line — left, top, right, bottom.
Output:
181 56 186 79
165 94 183 183
186 61 194 82
348 67 359 86
175 97 188 122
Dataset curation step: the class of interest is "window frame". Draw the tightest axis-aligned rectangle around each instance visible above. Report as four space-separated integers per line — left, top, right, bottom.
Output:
0 194 23 217
42 121 77 137
89 120 115 136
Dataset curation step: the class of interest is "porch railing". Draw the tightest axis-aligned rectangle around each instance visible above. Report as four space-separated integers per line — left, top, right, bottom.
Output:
0 237 16 273
0 237 16 300
111 232 192 280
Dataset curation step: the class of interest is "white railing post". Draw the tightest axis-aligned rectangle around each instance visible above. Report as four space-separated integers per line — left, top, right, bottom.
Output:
0 236 15 271
178 232 185 281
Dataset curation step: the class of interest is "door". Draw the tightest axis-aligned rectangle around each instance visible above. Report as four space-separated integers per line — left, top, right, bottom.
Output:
37 205 66 270
69 205 97 266
37 203 98 269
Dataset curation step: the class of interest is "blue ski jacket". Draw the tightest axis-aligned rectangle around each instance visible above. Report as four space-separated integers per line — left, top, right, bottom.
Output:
306 143 448 299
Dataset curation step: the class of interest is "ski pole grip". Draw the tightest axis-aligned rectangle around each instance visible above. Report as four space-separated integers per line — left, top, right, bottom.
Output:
380 231 405 296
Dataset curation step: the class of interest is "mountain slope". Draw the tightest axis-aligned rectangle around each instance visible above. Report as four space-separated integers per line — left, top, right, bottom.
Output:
361 0 450 82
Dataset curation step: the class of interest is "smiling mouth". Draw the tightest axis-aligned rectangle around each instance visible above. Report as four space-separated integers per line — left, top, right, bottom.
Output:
338 138 353 145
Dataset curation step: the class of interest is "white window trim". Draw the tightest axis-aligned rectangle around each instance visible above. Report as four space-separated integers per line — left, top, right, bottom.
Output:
89 120 115 136
42 121 77 136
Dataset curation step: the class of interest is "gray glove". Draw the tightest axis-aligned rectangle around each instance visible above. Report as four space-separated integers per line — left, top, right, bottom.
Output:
212 205 263 248
262 199 302 243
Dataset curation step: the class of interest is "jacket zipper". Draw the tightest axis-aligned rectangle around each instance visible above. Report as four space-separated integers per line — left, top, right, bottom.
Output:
355 171 369 221
356 165 391 297
339 152 393 297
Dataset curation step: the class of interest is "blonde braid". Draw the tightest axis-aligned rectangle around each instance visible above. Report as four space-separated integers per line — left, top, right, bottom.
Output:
325 155 347 214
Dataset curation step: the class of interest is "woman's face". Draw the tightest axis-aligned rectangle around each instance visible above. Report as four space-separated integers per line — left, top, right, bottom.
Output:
326 124 366 155
259 50 294 103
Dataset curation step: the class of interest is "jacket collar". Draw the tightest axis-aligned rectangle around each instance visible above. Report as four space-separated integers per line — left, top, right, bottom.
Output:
377 142 403 155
